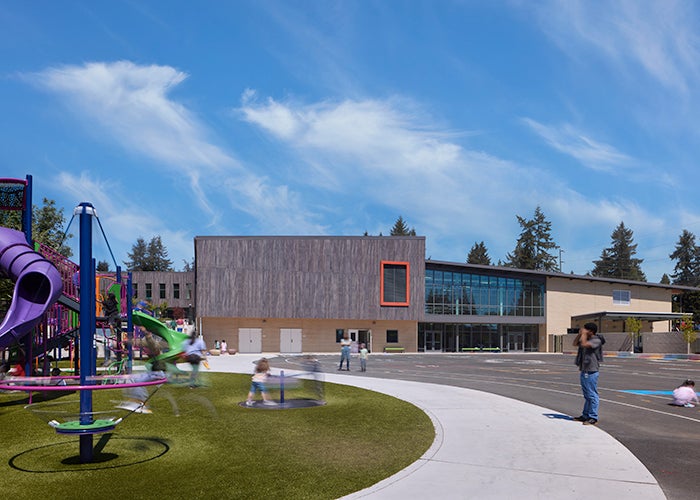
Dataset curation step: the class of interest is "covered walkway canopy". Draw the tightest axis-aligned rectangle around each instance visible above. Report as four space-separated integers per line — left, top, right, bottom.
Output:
571 311 686 332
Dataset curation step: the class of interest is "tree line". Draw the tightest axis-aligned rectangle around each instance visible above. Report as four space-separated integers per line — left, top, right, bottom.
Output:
386 209 700 320
4 199 700 316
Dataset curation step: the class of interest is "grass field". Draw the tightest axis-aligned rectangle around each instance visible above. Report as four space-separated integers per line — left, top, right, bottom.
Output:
0 372 434 499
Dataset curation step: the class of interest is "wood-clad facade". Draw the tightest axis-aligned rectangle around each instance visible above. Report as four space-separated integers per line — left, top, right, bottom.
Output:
126 236 697 355
131 271 195 310
194 236 425 353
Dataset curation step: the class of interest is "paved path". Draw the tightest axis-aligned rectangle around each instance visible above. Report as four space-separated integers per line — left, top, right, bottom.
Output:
205 354 665 500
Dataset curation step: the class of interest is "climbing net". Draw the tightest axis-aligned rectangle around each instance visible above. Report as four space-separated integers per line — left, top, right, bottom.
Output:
0 178 27 211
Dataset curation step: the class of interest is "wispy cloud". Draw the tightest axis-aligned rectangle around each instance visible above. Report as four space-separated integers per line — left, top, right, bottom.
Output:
521 118 631 172
532 0 700 94
240 92 462 181
53 171 195 265
27 61 322 236
28 61 233 219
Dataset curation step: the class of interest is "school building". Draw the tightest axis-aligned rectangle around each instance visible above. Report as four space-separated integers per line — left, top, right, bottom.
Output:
128 235 699 354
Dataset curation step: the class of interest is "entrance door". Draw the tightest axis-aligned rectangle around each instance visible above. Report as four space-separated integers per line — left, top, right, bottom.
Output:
507 333 524 352
357 329 372 352
239 328 262 353
280 328 302 353
425 331 443 351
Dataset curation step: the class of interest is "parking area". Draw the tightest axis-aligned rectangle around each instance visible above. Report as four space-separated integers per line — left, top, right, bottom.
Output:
273 353 700 500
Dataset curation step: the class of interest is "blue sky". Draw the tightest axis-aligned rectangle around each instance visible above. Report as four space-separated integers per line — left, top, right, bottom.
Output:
2 0 699 281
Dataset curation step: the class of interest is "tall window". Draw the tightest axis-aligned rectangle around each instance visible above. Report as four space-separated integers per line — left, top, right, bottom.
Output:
173 283 180 299
145 283 152 300
133 283 138 298
186 283 192 300
381 261 410 306
159 283 166 299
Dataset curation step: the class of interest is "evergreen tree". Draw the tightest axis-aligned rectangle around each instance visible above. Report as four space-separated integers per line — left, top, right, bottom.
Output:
146 236 173 271
467 241 492 265
591 222 646 281
660 274 671 285
125 237 148 271
390 216 416 236
531 206 559 271
182 258 195 272
125 236 173 271
96 260 110 272
669 229 700 286
505 207 559 270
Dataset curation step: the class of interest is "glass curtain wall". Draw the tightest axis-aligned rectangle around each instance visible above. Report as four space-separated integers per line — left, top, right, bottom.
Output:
418 323 539 352
425 269 545 317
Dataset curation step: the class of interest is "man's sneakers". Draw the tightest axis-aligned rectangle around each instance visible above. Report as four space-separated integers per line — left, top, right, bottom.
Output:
573 415 598 425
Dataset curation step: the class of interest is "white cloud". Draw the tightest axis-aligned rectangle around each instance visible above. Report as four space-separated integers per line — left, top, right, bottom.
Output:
29 61 236 219
28 61 323 237
239 91 678 278
241 96 462 181
532 0 700 94
522 118 631 172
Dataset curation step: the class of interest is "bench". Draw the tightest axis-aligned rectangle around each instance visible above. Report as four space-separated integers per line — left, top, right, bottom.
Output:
384 346 406 353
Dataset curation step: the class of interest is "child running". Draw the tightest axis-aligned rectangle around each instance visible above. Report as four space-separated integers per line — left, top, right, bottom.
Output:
245 358 277 406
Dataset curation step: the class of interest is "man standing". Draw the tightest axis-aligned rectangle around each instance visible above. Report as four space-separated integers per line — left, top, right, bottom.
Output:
573 322 603 425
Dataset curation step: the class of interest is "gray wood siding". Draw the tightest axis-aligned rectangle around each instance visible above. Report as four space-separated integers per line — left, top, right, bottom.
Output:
131 271 195 307
195 236 425 320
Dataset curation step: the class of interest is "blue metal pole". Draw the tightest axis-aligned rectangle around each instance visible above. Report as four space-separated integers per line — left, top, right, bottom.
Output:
280 370 285 404
21 175 33 378
126 271 133 374
22 174 32 244
77 202 95 462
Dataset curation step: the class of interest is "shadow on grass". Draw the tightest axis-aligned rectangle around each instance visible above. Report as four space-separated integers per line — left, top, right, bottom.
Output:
0 391 75 408
9 436 170 472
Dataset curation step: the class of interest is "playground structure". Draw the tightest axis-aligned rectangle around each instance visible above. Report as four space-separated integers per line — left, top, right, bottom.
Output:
0 177 174 462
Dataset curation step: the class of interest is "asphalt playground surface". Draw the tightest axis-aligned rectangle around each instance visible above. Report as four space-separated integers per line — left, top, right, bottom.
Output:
270 353 700 500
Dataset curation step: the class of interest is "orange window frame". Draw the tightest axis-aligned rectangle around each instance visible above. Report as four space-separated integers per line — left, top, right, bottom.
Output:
380 261 410 306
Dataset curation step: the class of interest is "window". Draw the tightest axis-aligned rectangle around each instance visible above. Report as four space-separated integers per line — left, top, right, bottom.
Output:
145 283 152 300
133 283 138 298
159 283 166 299
386 330 399 343
335 329 344 343
613 289 631 305
173 283 180 299
186 283 192 300
381 261 410 306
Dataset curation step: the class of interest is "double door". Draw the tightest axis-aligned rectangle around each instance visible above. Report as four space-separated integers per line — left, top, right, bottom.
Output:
424 331 442 351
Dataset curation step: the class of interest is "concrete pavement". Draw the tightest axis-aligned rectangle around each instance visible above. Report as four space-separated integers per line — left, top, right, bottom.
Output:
205 354 665 500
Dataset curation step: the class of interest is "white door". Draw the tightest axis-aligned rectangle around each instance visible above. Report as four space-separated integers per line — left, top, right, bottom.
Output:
280 328 302 353
239 328 262 353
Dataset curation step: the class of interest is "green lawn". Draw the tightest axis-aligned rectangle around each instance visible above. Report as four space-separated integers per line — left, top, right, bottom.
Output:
0 372 434 499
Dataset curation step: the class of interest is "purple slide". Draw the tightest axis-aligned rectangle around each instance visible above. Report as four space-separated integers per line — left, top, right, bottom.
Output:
0 227 63 349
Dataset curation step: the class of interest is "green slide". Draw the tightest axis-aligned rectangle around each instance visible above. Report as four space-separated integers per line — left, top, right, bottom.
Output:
132 310 191 362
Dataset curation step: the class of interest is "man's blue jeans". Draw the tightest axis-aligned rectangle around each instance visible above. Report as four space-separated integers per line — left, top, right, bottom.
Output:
580 370 599 420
